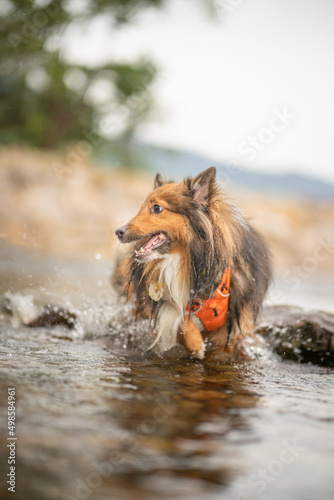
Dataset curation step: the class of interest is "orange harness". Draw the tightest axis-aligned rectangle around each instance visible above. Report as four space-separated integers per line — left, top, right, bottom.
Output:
186 267 231 332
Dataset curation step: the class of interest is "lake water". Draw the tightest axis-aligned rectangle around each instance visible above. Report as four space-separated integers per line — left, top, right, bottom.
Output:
0 243 333 500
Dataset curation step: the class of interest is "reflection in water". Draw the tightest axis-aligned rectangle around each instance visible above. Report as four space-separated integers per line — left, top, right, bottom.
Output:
97 356 259 498
0 324 260 500
2 323 332 500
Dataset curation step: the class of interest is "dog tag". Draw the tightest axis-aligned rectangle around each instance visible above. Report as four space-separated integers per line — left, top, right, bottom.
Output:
148 280 164 301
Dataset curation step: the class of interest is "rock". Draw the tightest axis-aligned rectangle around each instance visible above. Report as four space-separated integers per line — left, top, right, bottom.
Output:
26 304 78 330
257 305 334 366
0 293 78 330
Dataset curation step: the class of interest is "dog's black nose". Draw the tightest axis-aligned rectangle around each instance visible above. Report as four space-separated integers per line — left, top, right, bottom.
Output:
115 226 127 240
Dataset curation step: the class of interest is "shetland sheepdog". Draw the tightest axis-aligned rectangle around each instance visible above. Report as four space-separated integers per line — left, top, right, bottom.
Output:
114 167 271 360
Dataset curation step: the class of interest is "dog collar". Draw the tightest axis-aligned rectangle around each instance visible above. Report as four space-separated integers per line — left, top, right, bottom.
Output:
187 267 231 332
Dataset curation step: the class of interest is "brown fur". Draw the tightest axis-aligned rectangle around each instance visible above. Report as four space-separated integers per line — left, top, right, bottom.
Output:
113 167 271 360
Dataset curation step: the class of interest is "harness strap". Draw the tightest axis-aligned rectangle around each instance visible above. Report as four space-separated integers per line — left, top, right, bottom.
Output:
186 267 231 332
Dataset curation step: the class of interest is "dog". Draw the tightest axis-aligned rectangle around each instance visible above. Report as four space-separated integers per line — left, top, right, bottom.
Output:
114 167 271 360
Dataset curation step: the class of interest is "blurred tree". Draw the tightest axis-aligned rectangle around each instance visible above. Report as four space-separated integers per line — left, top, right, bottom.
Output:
0 0 166 147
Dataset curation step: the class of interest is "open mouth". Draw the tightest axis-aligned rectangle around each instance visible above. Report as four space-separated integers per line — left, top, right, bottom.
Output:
135 232 169 260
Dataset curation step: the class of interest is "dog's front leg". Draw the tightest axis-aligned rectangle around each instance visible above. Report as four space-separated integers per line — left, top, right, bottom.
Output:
178 314 205 360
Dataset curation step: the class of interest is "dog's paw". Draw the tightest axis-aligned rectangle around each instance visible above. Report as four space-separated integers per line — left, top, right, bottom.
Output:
178 315 206 360
191 341 206 360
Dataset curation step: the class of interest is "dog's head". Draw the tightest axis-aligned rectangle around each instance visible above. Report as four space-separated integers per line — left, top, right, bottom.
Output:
115 167 217 262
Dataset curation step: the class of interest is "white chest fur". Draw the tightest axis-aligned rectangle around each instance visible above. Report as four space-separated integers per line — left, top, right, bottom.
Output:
158 254 188 313
149 253 189 352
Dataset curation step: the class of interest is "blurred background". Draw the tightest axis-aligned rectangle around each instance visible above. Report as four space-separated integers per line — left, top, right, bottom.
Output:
1 5 334 500
0 0 334 310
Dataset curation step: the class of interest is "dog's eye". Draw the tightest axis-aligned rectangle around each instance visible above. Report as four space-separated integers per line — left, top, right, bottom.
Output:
151 204 163 214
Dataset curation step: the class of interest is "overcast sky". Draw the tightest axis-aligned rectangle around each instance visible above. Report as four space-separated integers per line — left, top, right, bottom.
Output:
64 0 334 183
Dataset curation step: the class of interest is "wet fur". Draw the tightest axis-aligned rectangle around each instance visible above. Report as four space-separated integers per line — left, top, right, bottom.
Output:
113 167 271 359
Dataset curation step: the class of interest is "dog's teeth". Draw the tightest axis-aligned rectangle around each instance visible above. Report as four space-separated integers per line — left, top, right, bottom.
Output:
134 249 138 255
140 247 144 253
158 233 164 240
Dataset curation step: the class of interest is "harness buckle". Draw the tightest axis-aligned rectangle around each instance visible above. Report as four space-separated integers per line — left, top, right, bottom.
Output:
190 298 203 313
216 285 230 298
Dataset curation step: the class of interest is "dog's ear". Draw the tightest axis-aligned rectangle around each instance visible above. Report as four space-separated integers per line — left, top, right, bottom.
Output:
190 167 216 205
153 173 164 189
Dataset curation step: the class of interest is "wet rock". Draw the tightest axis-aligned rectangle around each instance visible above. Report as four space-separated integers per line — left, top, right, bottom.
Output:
26 304 78 330
0 293 77 330
258 305 334 366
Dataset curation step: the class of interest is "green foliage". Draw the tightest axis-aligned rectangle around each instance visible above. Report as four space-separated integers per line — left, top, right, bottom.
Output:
0 0 163 148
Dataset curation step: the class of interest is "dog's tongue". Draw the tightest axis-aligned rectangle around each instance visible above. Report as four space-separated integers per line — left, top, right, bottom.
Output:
136 233 166 257
142 234 161 251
